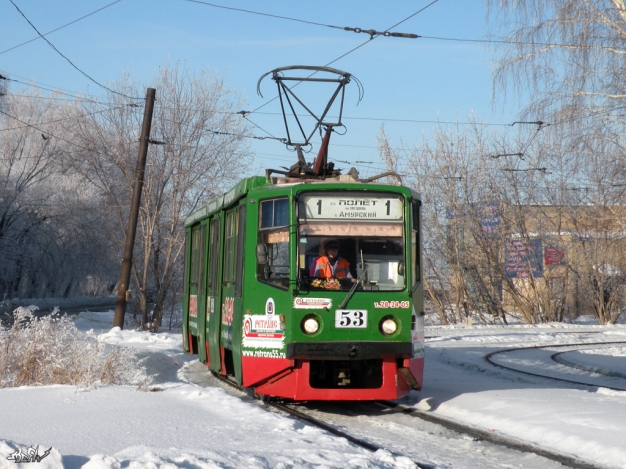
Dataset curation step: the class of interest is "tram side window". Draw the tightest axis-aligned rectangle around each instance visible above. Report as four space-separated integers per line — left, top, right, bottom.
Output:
190 230 198 288
208 217 220 307
411 201 421 288
224 211 237 283
190 226 206 294
235 206 246 296
257 198 290 289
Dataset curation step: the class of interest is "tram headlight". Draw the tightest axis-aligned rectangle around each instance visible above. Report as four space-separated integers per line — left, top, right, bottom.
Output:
302 316 320 334
380 317 398 335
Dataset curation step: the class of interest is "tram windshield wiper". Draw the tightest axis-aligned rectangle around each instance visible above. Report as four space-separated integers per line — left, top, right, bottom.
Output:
338 251 367 309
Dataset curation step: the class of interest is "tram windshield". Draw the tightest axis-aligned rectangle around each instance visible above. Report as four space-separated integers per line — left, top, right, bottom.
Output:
297 192 405 292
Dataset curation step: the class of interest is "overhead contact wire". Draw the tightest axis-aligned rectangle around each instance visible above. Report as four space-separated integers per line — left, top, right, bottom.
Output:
8 0 140 101
250 0 440 117
0 0 124 56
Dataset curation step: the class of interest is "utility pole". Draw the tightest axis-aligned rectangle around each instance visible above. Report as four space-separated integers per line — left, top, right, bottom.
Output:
113 88 156 329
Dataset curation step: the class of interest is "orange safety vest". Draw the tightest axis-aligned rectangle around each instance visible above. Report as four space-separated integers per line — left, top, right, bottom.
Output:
313 256 351 278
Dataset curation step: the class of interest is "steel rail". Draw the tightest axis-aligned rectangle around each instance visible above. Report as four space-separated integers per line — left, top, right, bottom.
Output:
376 400 606 469
209 372 434 469
552 350 626 380
484 340 626 392
190 365 600 468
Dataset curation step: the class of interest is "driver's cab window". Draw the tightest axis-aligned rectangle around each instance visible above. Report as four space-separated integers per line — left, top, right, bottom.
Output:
301 236 404 291
297 192 406 292
356 239 404 290
257 198 290 289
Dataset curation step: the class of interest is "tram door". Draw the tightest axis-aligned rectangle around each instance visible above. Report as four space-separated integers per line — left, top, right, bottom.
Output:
186 224 206 355
218 204 246 379
206 216 222 372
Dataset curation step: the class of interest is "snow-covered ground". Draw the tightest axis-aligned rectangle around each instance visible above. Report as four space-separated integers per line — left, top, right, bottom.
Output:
1 308 626 468
421 320 626 468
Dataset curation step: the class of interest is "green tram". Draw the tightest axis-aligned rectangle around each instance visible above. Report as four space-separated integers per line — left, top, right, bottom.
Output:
182 172 424 400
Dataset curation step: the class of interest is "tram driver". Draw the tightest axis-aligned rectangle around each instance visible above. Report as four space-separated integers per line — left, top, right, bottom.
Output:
311 239 354 279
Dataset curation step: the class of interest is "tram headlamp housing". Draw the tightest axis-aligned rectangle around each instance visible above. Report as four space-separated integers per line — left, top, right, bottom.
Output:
380 317 398 335
302 316 320 335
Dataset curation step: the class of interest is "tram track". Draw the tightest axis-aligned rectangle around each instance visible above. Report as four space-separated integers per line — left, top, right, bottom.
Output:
375 400 605 469
484 340 626 391
189 364 605 468
209 372 436 468
552 349 626 380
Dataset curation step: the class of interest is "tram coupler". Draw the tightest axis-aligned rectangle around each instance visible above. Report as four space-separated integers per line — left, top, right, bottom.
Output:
397 367 421 391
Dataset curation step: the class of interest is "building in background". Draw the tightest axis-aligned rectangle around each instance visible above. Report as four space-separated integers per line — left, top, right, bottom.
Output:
445 202 626 324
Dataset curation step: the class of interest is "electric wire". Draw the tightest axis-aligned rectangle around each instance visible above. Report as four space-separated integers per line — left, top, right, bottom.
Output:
10 76 626 131
8 0 141 101
0 77 534 132
5 93 114 103
182 0 346 31
0 0 124 56
155 106 512 127
6 6 617 196
0 108 91 152
383 0 440 33
417 34 625 51
249 0 440 116
551 105 626 126
178 0 626 150
0 93 568 174
149 107 286 143
0 104 132 133
240 115 286 142
181 0 418 38
4 3 621 129
2 75 111 104
139 110 416 156
3 76 622 171
180 0 612 49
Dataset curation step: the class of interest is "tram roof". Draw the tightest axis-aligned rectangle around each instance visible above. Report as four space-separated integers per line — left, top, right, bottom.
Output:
184 176 265 227
184 175 419 227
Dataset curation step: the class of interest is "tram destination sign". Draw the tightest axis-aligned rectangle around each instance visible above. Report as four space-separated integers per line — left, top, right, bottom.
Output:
301 194 403 221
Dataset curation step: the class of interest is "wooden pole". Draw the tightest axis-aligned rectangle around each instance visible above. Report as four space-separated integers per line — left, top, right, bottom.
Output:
113 88 156 329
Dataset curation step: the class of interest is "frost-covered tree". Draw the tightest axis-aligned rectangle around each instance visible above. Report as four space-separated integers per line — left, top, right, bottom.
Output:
379 118 626 324
64 63 253 330
0 88 115 299
488 1 626 118
485 0 626 324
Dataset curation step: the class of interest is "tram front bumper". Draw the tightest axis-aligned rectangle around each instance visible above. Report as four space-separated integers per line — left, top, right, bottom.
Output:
247 341 422 401
287 341 412 360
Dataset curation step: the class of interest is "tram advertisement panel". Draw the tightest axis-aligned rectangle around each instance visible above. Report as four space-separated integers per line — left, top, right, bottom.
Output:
242 298 285 351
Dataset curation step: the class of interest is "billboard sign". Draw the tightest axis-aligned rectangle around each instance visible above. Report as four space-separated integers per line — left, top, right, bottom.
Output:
505 239 543 278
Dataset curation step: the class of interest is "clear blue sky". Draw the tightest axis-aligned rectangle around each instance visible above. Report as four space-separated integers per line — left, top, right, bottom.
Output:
0 0 520 179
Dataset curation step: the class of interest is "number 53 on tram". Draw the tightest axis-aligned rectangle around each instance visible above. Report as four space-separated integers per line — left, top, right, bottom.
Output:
182 174 424 400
